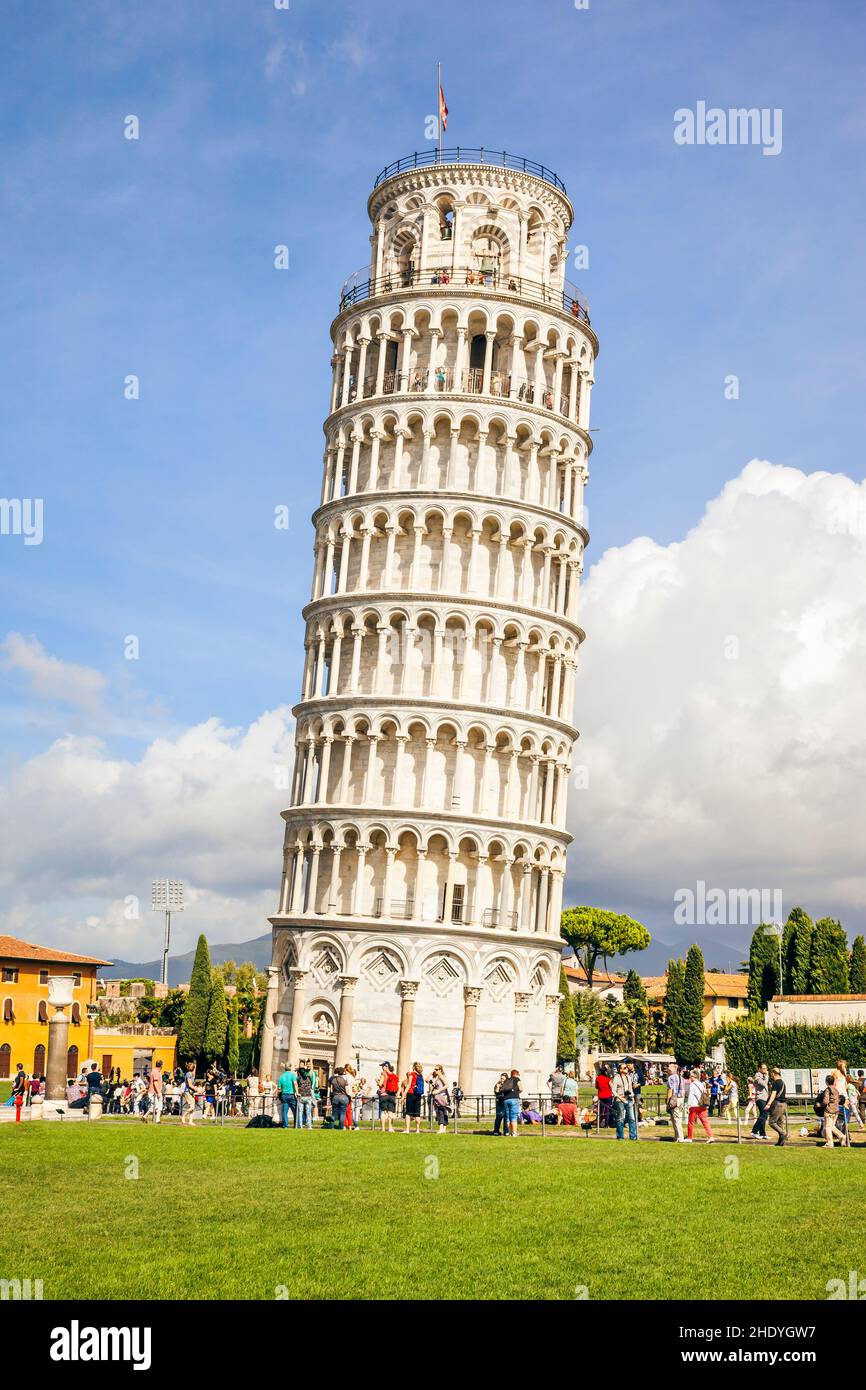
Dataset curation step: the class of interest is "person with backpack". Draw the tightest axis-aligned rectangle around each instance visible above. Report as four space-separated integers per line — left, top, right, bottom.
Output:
378 1061 400 1132
428 1065 451 1133
816 1074 846 1147
684 1068 715 1142
500 1069 522 1137
401 1062 425 1134
766 1067 788 1146
296 1065 315 1129
329 1066 350 1129
750 1064 770 1138
276 1062 298 1129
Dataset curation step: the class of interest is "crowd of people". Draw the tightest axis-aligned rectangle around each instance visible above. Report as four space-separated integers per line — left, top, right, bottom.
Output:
7 1052 866 1146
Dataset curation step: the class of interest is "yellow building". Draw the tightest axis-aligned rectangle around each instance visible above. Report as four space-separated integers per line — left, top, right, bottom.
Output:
0 934 111 1080
644 970 749 1031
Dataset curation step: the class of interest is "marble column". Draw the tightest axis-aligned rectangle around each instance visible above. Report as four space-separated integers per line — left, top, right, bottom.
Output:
458 986 483 1094
511 991 532 1072
335 976 358 1066
286 968 309 1065
258 965 281 1080
396 979 419 1077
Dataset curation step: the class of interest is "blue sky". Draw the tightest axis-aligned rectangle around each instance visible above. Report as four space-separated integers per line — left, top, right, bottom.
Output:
2 0 865 961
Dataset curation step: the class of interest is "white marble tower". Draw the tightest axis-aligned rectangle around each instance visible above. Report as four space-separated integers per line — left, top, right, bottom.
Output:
260 148 597 1094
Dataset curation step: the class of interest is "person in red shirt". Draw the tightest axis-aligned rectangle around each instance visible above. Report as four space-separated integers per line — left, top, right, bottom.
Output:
594 1066 613 1128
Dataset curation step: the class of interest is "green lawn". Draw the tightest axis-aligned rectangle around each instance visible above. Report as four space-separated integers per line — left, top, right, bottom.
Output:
2 1124 864 1300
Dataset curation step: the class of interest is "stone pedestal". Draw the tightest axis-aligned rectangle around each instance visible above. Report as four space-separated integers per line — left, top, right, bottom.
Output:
46 1011 70 1101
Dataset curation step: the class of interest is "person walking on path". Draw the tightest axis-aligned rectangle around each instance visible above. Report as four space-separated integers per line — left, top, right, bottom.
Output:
666 1063 685 1142
377 1062 399 1132
743 1076 757 1124
329 1066 350 1130
685 1069 715 1143
501 1069 522 1137
401 1062 425 1135
611 1064 637 1141
11 1063 26 1122
295 1065 315 1129
180 1062 197 1126
817 1076 846 1147
277 1063 298 1129
766 1067 788 1146
750 1065 770 1139
595 1066 613 1129
428 1066 451 1133
493 1072 509 1136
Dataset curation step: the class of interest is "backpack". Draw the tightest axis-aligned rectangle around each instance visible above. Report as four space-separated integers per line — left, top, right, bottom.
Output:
700 1083 711 1107
297 1075 312 1099
384 1071 399 1094
413 1072 425 1097
501 1077 518 1099
814 1092 828 1116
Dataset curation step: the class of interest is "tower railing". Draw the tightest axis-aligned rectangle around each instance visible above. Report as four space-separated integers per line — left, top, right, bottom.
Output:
338 264 590 324
372 147 567 194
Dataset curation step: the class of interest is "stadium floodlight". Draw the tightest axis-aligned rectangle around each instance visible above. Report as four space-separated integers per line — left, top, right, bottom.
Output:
151 880 185 987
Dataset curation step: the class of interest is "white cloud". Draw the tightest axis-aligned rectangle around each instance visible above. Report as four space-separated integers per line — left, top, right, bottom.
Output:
1 632 106 712
0 708 295 960
568 459 866 930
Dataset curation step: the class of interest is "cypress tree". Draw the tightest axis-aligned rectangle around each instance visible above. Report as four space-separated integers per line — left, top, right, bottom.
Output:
556 966 576 1063
679 944 706 1067
178 934 212 1061
665 958 685 1060
747 923 780 1015
227 996 240 1074
785 907 814 995
850 936 866 994
624 969 648 1050
204 978 228 1062
808 919 850 994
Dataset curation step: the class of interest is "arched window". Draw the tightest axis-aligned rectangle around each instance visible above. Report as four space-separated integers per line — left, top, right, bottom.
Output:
2 997 13 1023
71 1002 81 1025
469 334 486 370
66 1045 79 1078
33 1043 45 1077
37 999 48 1024
0 1044 11 1079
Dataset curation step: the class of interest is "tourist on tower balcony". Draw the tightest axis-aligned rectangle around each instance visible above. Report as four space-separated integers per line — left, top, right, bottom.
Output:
401 1062 425 1134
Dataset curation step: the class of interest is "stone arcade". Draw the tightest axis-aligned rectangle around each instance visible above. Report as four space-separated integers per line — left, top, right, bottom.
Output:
259 148 598 1094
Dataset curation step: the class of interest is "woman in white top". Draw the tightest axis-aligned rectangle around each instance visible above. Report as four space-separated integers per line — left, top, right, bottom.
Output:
684 1069 715 1143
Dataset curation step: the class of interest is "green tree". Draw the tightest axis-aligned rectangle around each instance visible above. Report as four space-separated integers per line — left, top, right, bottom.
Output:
678 945 706 1067
600 998 632 1050
624 969 648 1050
227 996 240 1074
746 923 780 1015
560 906 650 989
850 935 866 994
784 907 814 994
178 934 212 1061
556 966 576 1063
571 986 604 1049
664 957 685 1057
204 979 228 1062
808 918 850 994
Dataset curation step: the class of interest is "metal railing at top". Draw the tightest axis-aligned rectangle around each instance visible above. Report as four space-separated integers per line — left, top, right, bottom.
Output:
338 265 590 324
373 148 568 194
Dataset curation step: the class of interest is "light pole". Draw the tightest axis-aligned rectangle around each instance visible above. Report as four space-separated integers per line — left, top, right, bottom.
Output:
151 880 184 987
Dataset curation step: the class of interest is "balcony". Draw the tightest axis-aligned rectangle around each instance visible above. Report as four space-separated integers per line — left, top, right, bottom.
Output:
338 264 590 325
373 147 568 195
340 365 575 423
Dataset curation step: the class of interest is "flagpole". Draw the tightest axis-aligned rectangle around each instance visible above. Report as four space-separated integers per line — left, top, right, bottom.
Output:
437 61 442 162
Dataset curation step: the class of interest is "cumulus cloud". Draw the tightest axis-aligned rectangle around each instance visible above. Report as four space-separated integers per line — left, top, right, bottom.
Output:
0 708 296 960
3 459 865 963
2 632 106 712
568 459 866 934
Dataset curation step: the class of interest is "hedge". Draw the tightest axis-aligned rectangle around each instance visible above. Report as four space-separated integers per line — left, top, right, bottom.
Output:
725 1020 866 1082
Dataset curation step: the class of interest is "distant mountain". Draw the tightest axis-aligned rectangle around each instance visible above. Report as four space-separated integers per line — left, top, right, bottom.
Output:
101 933 272 986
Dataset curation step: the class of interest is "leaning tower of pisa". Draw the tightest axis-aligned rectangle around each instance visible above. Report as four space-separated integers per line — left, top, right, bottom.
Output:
259 147 597 1095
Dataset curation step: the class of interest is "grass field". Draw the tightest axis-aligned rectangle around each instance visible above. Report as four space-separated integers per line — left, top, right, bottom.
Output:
2 1123 865 1300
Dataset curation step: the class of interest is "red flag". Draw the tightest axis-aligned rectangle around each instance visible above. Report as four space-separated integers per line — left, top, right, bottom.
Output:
439 83 448 132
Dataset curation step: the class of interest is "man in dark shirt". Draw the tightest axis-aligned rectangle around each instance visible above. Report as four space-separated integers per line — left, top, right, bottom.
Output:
85 1063 103 1093
766 1067 788 1146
